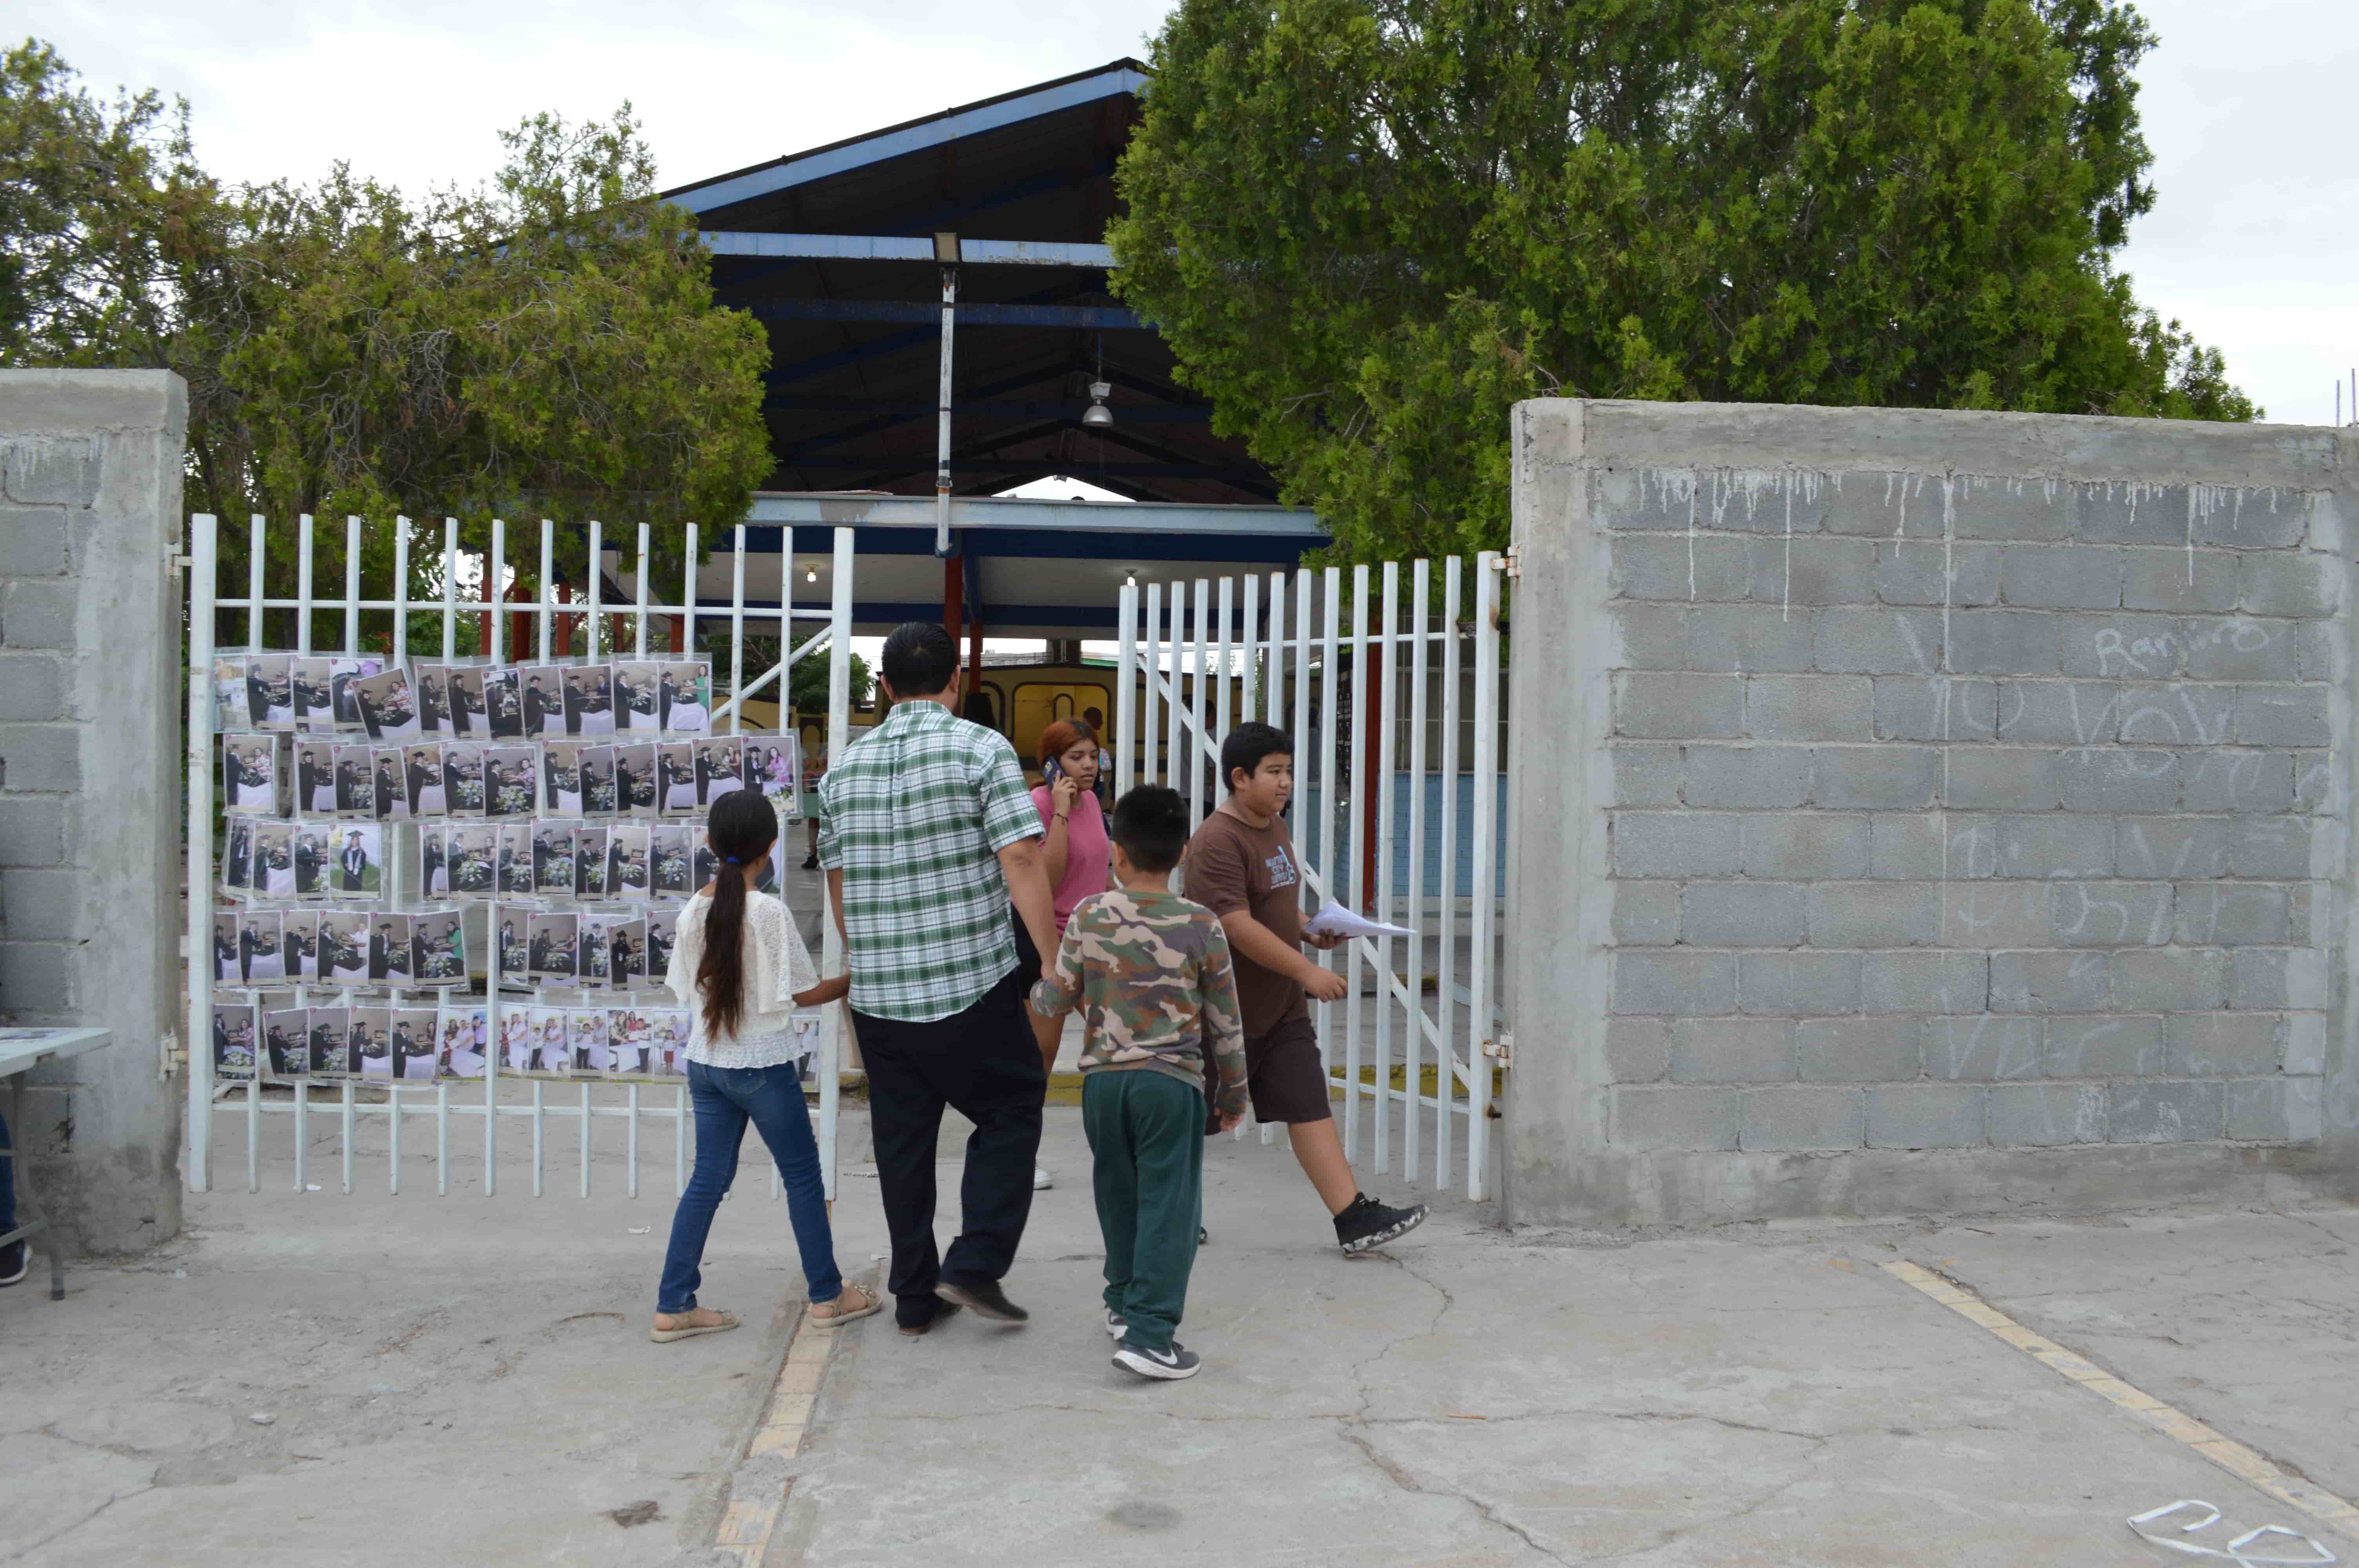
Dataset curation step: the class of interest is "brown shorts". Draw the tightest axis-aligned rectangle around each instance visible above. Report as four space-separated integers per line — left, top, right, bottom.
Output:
1242 1010 1332 1125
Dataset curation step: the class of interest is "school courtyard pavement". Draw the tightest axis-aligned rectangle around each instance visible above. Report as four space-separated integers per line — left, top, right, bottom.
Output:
5 1102 2357 1568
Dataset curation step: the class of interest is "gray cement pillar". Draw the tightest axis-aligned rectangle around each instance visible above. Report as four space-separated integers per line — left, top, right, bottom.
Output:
0 369 187 1252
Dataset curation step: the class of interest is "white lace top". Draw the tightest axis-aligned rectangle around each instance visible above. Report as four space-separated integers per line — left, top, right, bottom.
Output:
664 890 825 1069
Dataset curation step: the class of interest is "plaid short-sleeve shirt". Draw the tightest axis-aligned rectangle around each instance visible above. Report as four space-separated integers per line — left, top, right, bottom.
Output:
817 700 1041 1022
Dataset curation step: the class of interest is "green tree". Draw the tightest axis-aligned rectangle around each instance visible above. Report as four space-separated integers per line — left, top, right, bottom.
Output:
788 646 872 713
1110 0 2257 562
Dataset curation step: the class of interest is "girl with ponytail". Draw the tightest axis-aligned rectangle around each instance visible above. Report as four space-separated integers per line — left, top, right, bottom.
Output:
651 789 876 1341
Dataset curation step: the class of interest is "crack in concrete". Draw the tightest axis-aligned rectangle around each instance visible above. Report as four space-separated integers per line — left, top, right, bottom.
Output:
1338 1427 1574 1566
1 1477 156 1564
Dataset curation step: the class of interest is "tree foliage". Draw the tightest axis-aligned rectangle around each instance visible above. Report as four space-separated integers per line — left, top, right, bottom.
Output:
1110 0 2258 562
3 41 771 646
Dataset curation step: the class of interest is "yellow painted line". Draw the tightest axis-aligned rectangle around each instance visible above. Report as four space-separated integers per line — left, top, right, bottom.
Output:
714 1299 850 1567
1879 1260 2359 1541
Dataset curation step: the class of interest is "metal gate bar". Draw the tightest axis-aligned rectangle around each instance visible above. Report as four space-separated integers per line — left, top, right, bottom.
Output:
185 514 857 1200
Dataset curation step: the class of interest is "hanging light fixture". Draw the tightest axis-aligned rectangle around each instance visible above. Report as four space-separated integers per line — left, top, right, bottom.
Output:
805 568 818 583
1082 379 1114 428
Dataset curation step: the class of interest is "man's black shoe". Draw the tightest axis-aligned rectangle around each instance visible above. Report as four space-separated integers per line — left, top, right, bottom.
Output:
934 1277 1029 1323
896 1300 961 1337
800 853 819 869
1334 1193 1428 1255
0 1239 27 1288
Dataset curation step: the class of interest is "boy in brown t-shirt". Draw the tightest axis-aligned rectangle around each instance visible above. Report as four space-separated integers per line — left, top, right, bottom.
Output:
1180 721 1428 1255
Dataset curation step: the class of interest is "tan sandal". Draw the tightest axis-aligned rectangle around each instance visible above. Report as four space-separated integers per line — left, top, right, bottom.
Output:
649 1307 740 1343
811 1285 881 1327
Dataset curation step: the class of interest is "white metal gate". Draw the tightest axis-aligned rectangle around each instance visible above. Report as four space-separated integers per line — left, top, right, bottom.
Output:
184 514 857 1200
1113 555 1508 1200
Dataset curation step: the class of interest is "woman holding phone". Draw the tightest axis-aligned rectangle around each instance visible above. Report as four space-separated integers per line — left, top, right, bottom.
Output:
1016 719 1112 1190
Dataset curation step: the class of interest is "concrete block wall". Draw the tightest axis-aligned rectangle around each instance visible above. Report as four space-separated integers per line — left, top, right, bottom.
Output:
1506 400 2358 1226
0 370 187 1251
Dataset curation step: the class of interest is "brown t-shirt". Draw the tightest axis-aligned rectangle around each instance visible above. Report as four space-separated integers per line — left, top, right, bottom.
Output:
1180 807 1307 1036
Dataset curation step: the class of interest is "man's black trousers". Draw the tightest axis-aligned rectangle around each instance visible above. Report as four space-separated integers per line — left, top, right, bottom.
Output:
853 969 1044 1327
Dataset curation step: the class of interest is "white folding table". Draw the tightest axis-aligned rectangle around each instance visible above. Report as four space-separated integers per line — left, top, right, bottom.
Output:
0 1027 114 1301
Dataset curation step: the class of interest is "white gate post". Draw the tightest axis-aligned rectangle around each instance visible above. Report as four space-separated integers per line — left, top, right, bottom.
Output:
820 525 855 1202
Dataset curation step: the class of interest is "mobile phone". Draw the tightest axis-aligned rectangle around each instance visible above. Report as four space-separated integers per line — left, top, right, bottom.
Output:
1042 757 1063 782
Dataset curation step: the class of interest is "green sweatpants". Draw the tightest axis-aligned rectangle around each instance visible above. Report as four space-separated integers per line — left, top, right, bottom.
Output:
1081 1069 1204 1352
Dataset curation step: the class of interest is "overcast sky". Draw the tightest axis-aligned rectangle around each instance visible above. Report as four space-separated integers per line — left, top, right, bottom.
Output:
38 0 2358 425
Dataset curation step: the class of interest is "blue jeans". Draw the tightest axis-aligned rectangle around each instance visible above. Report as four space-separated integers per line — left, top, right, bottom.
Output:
0 1103 15 1237
657 1060 842 1313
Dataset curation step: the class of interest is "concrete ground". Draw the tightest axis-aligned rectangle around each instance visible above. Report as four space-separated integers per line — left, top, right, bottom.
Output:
6 1096 2357 1567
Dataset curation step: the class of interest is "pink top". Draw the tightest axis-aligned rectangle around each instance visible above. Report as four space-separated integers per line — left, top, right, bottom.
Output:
1031 784 1111 935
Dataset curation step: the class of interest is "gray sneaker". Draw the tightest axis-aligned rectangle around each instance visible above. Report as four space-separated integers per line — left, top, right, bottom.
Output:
1113 1339 1201 1381
1103 1307 1127 1339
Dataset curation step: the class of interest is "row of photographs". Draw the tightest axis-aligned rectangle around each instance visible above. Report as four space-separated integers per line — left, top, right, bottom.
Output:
210 997 800 1084
214 653 718 742
222 819 779 904
222 733 801 823
211 906 679 991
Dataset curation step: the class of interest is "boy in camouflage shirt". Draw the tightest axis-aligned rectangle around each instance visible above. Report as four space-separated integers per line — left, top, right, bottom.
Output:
1030 785 1246 1381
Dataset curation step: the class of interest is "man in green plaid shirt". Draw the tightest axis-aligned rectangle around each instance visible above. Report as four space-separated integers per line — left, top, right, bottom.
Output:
820 622 1060 1334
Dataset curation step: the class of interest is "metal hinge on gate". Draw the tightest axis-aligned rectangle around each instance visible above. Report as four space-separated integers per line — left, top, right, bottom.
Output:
1482 1031 1514 1068
160 1028 185 1080
1500 548 1521 580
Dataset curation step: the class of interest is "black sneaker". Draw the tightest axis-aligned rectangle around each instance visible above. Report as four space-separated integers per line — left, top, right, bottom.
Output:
1334 1193 1428 1254
1113 1339 1202 1381
800 853 818 869
1198 1225 1209 1245
0 1239 25 1288
934 1277 1029 1323
897 1300 961 1337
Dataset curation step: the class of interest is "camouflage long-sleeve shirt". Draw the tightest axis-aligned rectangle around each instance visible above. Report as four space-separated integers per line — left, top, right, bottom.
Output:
1028 888 1248 1118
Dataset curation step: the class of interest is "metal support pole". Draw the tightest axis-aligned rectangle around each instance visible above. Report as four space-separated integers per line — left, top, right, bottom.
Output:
935 267 957 557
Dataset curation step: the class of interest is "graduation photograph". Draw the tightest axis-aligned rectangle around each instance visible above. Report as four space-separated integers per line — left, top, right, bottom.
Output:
517 665 559 737
644 906 679 985
411 662 452 735
542 742 586 815
615 742 658 817
416 824 449 897
484 745 537 818
607 825 651 897
371 746 409 820
247 653 295 730
656 741 698 815
402 744 445 818
578 915 613 987
308 1007 353 1077
438 1004 487 1080
234 910 284 984
532 823 577 897
579 744 618 816
562 664 616 735
333 743 376 816
607 915 647 991
213 655 252 733
351 665 422 741
495 822 534 897
280 911 319 981
220 818 253 892
329 657 380 729
353 1007 396 1080
290 826 329 898
317 911 369 985
649 827 691 898
660 660 710 733
291 657 338 731
293 741 336 815
603 1008 651 1079
694 737 746 808
369 913 416 985
224 739 279 813
445 663 487 737
331 824 382 897
413 911 468 985
612 661 662 732
440 742 486 817
447 825 495 898
575 826 611 900
212 999 258 1082
211 913 238 982
648 1011 689 1080
264 1005 309 1079
481 665 524 738
529 1005 572 1078
568 1009 610 1074
250 821 296 896
394 1007 442 1080
526 912 580 984
494 911 528 978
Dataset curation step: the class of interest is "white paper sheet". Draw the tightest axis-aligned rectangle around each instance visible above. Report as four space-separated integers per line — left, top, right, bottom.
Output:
1303 904 1417 941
